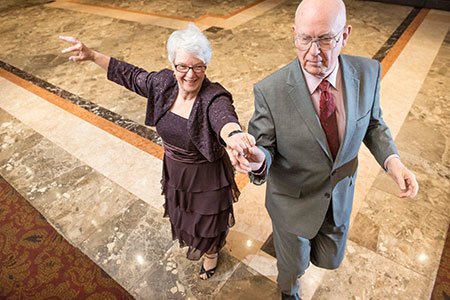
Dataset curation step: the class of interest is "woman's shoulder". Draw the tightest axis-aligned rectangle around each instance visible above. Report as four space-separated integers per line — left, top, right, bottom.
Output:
154 68 174 80
200 78 232 100
152 68 177 88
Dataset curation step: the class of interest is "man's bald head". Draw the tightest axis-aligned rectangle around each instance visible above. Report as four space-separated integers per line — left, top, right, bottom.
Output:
295 0 347 34
292 0 351 78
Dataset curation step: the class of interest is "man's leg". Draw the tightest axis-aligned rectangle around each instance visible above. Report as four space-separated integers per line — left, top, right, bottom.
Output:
310 207 349 269
272 223 310 298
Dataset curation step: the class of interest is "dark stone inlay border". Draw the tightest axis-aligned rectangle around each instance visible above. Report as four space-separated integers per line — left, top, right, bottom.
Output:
205 26 224 33
0 0 54 14
261 7 424 258
0 60 162 146
372 7 421 62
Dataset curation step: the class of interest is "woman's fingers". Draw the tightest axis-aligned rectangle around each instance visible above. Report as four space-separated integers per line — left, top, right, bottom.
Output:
61 44 81 54
69 55 83 62
58 35 79 44
246 134 256 146
59 36 84 62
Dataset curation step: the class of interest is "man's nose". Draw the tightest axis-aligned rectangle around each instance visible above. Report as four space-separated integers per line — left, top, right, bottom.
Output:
309 41 321 55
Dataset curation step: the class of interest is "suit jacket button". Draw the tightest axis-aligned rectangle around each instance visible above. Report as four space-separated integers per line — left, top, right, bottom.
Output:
325 192 331 198
331 170 336 176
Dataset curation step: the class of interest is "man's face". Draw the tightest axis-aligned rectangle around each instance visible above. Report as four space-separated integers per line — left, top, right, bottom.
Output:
293 18 350 78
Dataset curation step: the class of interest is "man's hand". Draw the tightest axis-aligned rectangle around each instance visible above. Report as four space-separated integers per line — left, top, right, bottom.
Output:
386 158 419 198
226 145 266 174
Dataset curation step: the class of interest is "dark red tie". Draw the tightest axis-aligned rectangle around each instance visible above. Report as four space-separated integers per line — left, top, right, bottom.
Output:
319 80 340 160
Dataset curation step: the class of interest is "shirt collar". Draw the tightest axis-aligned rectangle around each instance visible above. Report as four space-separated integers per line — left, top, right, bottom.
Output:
301 61 340 94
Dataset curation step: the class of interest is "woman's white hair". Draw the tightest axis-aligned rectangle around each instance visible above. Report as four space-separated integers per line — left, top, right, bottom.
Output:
167 23 212 65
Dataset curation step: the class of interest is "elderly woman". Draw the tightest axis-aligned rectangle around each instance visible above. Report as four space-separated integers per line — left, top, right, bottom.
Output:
60 24 253 280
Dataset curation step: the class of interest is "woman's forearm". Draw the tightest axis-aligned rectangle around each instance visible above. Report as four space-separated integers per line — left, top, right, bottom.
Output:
92 50 111 71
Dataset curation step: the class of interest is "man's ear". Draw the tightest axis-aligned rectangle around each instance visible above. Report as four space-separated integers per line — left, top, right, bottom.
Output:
342 25 352 48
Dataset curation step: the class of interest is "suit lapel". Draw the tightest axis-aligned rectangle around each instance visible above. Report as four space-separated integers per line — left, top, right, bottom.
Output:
335 55 359 166
286 60 332 160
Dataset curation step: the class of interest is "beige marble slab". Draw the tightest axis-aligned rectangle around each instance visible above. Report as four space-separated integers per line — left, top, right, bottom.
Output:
46 1 191 29
350 9 450 225
380 10 450 137
47 0 286 30
0 77 165 210
314 240 433 299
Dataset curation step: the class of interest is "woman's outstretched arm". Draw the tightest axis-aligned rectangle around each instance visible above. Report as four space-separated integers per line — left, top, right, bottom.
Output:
59 35 110 71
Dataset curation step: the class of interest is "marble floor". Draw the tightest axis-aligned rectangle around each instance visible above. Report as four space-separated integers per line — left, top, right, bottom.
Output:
0 0 449 299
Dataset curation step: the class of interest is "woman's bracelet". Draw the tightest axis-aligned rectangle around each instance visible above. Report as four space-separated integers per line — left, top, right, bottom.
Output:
227 129 243 138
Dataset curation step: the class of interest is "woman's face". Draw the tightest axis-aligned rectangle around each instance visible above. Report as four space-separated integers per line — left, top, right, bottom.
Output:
173 50 206 96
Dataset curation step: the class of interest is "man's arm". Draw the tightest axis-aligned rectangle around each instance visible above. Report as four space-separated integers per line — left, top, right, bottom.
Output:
364 62 418 198
247 84 277 184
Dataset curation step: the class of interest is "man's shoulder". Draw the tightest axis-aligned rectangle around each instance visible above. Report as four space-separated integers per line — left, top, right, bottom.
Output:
255 59 298 89
340 54 381 79
341 54 379 69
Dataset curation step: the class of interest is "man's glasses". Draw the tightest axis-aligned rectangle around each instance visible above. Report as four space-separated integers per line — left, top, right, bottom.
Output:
294 27 345 51
174 64 207 74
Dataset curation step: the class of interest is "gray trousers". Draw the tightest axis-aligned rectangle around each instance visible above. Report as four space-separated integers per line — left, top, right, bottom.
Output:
273 206 350 296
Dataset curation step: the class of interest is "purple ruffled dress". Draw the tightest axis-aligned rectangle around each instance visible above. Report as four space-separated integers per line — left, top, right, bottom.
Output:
157 111 239 260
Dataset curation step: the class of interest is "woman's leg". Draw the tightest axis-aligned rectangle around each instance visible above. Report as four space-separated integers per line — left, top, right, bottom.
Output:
199 252 219 280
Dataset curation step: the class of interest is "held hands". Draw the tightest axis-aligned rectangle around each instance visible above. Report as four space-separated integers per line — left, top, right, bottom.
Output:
225 132 265 174
225 131 255 158
59 36 95 62
386 158 419 198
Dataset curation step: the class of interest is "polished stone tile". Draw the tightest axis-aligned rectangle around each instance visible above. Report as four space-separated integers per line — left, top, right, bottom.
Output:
379 10 450 138
0 0 51 12
0 77 165 209
29 165 140 244
313 240 432 299
0 108 36 153
352 186 447 279
215 263 279 300
74 0 257 19
80 199 174 292
0 0 413 128
0 132 83 197
225 229 263 265
373 150 450 218
373 29 450 217
232 182 271 244
130 243 240 299
348 212 380 252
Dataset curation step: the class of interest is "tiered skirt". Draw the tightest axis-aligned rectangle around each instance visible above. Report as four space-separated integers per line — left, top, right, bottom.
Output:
162 155 239 260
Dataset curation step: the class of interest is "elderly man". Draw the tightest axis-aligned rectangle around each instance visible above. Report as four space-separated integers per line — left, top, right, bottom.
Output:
230 0 419 298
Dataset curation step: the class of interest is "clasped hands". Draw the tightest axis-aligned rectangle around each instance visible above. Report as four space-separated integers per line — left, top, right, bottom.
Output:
224 132 265 174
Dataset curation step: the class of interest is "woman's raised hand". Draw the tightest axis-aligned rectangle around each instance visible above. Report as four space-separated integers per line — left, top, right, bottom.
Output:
225 132 255 157
59 36 95 62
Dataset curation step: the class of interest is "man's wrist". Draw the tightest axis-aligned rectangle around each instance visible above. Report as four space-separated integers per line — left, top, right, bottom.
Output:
384 154 401 172
251 160 266 175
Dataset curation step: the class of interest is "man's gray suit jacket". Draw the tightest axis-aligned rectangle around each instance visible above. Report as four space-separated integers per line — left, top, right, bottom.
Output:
248 55 398 238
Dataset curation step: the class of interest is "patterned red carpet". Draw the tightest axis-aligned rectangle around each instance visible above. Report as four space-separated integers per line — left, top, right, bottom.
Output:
432 223 450 300
0 175 134 299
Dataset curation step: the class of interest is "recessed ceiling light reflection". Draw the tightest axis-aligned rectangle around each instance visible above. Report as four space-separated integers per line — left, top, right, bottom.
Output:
417 253 428 263
246 240 253 248
136 254 145 265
